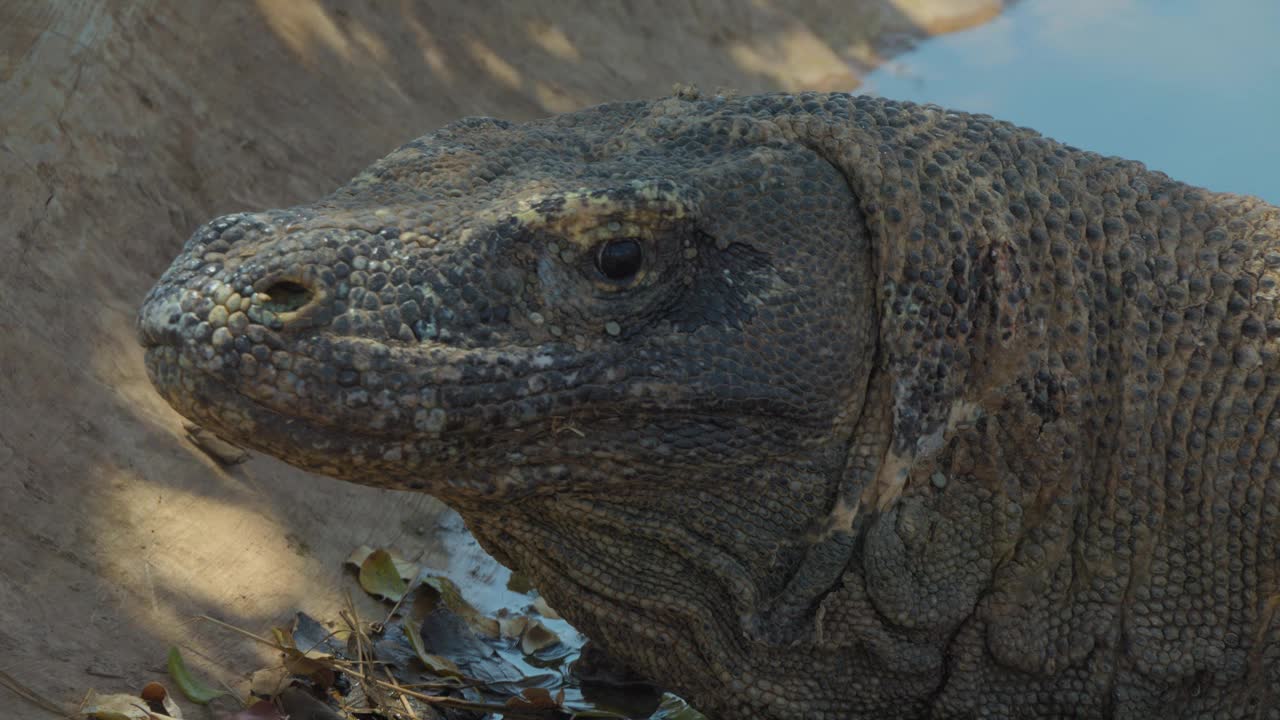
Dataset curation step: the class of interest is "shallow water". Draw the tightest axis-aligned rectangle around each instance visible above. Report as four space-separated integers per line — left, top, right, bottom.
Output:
864 0 1280 203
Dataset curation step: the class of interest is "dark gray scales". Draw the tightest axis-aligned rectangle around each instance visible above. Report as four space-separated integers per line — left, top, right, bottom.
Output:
139 92 1280 718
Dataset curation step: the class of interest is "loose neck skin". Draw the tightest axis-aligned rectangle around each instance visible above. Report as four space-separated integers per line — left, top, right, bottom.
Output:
460 448 840 632
457 436 942 719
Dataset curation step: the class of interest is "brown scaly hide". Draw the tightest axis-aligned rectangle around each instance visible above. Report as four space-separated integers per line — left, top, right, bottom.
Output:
140 92 1280 718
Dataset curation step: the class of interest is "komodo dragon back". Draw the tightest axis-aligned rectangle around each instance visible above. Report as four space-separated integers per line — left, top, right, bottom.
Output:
139 92 1280 718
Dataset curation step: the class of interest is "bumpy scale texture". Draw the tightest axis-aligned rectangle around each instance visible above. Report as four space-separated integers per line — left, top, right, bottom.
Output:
138 92 1280 719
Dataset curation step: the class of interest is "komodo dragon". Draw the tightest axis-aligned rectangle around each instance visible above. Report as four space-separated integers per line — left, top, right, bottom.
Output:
138 92 1280 718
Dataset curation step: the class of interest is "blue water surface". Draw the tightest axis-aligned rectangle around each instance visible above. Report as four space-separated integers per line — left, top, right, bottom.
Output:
864 0 1280 203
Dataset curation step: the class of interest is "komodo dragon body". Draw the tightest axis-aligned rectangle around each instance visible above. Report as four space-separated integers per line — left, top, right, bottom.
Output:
138 92 1280 718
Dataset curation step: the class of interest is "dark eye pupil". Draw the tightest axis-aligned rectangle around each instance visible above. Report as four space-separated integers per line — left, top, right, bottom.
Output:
596 239 643 280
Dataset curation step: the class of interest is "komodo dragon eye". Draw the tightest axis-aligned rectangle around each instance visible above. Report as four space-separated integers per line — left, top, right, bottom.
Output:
595 238 643 281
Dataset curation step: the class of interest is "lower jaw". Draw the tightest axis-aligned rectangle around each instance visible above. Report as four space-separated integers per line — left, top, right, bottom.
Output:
142 347 584 499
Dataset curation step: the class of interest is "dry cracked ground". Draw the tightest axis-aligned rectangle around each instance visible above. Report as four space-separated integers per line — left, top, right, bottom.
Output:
0 1 1007 716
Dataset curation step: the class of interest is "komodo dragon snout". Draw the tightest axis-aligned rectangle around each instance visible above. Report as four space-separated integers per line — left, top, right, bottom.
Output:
140 92 1280 718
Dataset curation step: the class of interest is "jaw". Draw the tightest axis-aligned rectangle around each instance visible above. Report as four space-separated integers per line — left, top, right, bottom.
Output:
143 344 536 496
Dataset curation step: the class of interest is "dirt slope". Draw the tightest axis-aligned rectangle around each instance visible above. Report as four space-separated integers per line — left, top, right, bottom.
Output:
0 1 1003 714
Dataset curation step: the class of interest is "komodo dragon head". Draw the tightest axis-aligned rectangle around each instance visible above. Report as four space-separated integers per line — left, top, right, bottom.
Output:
139 92 1280 718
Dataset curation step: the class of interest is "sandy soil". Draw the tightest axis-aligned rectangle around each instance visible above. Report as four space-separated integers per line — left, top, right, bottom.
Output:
0 1 1004 714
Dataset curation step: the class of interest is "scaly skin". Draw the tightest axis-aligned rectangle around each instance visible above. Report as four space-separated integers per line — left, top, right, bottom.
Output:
138 92 1280 718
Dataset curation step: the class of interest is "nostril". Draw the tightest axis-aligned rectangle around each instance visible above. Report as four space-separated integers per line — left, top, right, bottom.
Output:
261 280 314 314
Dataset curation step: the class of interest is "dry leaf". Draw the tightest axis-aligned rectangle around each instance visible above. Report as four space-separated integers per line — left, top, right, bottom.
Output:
183 422 249 465
520 619 562 655
167 647 229 704
248 666 290 697
533 595 562 620
403 617 465 679
504 686 561 712
344 545 420 581
498 614 530 639
358 549 409 602
418 575 500 637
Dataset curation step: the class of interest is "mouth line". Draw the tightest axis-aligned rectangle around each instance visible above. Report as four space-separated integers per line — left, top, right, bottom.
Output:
146 362 437 458
144 346 675 498
145 347 503 493
147 336 820 435
145 346 391 443
143 343 600 448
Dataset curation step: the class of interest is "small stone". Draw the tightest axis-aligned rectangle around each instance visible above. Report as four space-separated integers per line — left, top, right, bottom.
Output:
185 424 249 466
549 325 564 337
930 472 948 489
605 321 621 336
683 247 698 259
529 312 545 326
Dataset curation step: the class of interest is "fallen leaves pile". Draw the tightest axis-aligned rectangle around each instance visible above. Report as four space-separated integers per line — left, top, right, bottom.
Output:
68 546 705 720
